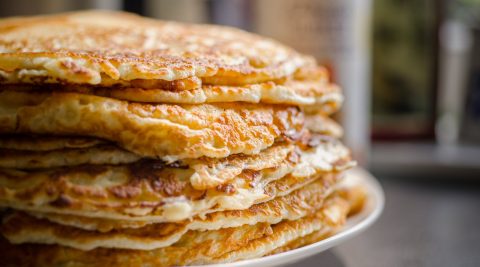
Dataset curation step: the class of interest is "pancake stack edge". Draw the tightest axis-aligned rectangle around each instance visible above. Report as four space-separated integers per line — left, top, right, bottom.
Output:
0 11 366 267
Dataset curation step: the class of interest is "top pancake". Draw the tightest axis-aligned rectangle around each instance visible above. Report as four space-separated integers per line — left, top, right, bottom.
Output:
0 11 314 87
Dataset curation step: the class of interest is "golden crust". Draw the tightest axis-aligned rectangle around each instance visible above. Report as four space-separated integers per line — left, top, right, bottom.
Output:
0 136 352 193
268 184 368 255
211 182 366 263
1 178 336 250
267 227 334 255
1 80 342 114
0 151 345 222
0 183 364 266
0 11 313 87
0 90 304 161
0 222 273 267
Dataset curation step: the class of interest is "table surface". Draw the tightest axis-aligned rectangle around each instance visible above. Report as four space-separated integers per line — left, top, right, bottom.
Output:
287 175 480 267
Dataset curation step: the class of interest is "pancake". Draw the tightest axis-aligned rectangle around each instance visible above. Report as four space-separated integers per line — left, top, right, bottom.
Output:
0 145 141 170
0 135 353 189
0 135 105 151
0 11 313 87
1 80 342 114
268 180 367 255
268 227 334 255
305 114 343 138
0 222 272 267
0 148 346 222
1 178 337 250
0 182 364 267
0 90 304 161
0 130 349 175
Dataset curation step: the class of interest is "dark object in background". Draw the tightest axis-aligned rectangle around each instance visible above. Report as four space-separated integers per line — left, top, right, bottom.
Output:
371 0 440 140
123 0 145 16
462 26 480 144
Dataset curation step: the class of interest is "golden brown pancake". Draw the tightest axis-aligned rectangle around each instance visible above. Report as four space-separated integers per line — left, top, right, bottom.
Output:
0 134 350 183
305 114 343 138
0 182 365 267
0 10 362 267
0 11 314 87
0 90 304 161
0 222 272 267
0 145 141 169
0 135 105 151
0 153 345 222
1 178 338 250
1 80 342 114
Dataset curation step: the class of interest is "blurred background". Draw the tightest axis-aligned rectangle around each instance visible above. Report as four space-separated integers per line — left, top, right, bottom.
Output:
0 0 479 266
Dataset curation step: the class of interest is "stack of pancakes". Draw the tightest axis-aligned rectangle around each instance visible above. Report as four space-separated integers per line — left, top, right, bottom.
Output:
0 11 366 266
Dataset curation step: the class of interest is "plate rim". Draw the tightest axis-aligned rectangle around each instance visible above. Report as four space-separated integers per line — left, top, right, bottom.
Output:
199 168 385 267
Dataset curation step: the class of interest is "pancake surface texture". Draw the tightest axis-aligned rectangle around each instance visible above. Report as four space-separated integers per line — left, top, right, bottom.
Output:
1 178 339 250
0 90 304 161
0 79 342 113
0 142 350 221
0 10 366 267
0 174 365 267
0 11 313 87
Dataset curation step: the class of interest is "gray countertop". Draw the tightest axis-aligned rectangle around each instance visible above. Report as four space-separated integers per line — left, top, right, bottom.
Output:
288 175 480 267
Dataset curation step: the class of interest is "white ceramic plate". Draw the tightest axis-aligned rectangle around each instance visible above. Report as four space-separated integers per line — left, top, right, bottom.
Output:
200 168 385 267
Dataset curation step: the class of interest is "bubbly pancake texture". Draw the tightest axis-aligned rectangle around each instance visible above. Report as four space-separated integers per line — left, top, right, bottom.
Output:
0 11 314 87
1 178 338 250
0 181 364 267
0 90 304 161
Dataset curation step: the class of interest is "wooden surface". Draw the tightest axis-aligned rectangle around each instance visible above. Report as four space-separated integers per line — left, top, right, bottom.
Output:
289 175 480 267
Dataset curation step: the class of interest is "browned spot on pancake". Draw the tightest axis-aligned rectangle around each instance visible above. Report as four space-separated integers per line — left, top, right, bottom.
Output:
151 174 187 197
129 159 166 180
60 60 90 76
49 194 73 207
109 184 142 199
51 165 107 180
216 183 236 194
129 76 201 91
242 169 260 183
287 150 300 164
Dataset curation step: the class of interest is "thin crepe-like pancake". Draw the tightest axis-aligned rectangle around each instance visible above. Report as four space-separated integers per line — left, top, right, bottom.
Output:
0 145 141 169
0 11 313 87
305 114 343 138
1 178 336 250
0 135 352 189
0 91 304 161
0 222 272 267
268 227 334 256
0 150 345 222
1 80 342 114
268 180 367 255
0 133 349 178
0 183 364 267
0 135 105 151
